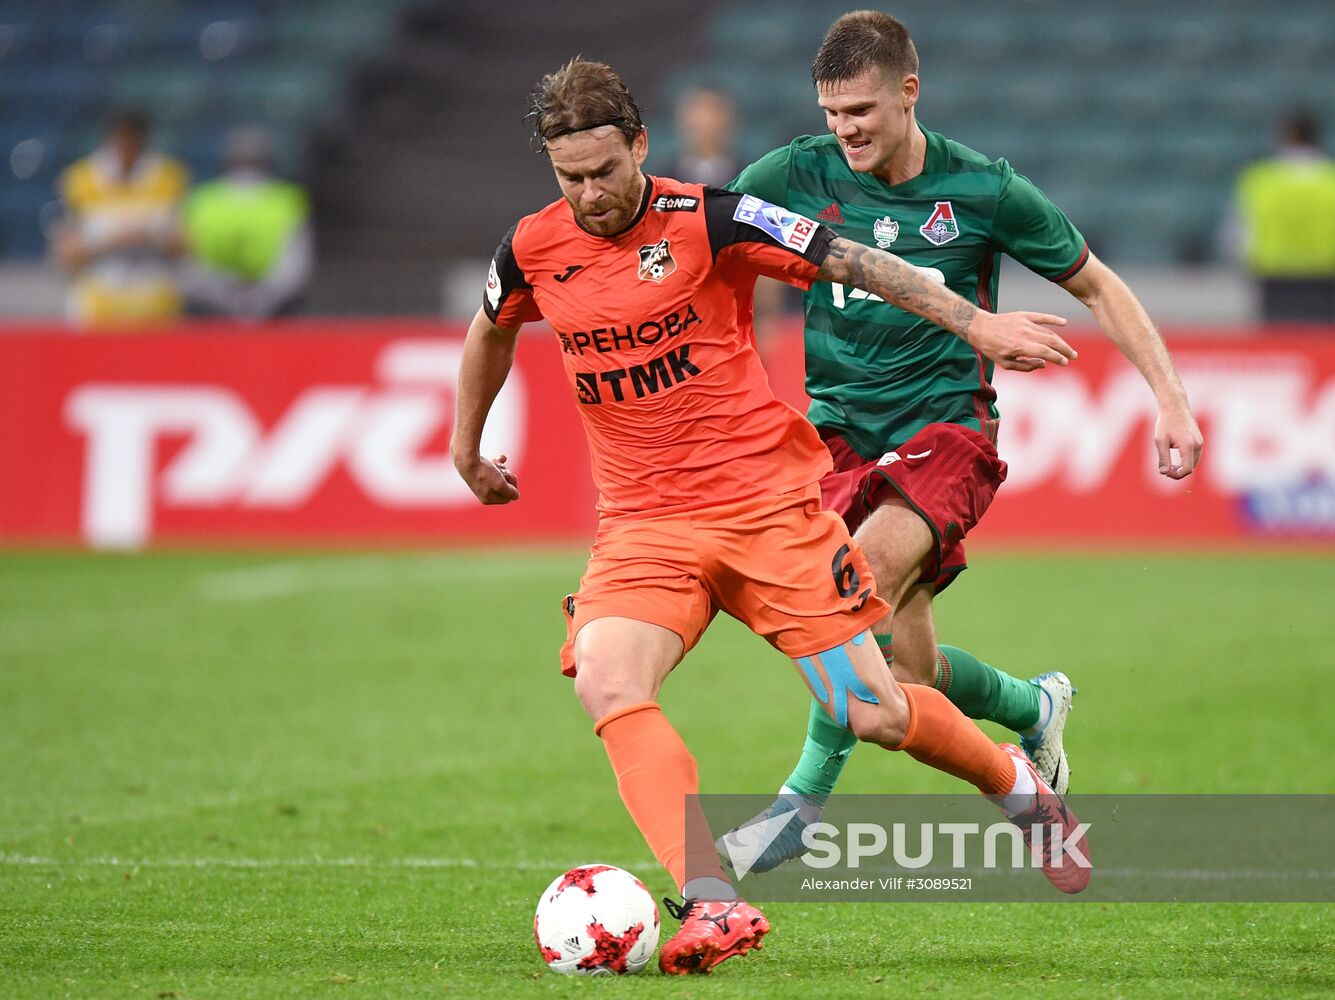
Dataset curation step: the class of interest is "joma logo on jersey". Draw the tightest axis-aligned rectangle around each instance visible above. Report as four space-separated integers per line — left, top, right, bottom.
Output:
920 201 960 246
638 238 677 282
557 304 701 356
574 345 701 405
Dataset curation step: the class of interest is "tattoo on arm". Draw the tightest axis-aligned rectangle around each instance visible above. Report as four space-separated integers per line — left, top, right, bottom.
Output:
819 237 977 337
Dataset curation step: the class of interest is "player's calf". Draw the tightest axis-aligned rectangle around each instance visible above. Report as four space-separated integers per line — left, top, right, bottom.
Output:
886 644 938 686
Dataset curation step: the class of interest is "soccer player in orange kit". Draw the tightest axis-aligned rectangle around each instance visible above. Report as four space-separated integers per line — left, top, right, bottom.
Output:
452 59 1089 975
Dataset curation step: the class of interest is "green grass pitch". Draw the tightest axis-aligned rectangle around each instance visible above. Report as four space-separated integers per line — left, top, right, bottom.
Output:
2 548 1332 998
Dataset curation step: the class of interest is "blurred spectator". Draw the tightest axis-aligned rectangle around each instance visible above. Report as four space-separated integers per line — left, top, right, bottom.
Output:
669 86 799 332
50 109 189 328
181 125 313 319
668 86 740 188
1230 110 1335 322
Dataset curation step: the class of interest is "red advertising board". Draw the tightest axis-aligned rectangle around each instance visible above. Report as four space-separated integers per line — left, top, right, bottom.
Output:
2 321 1333 548
984 332 1335 545
0 321 596 547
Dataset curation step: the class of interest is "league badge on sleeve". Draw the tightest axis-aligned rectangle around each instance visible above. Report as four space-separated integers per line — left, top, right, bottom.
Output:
485 258 502 311
873 216 899 248
919 201 960 246
733 194 818 253
637 238 677 283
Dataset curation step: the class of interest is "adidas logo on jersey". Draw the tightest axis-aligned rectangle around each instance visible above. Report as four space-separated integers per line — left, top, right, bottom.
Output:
816 202 844 224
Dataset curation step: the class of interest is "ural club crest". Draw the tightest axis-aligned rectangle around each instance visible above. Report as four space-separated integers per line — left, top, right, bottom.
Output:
637 238 677 283
873 216 899 248
919 201 960 246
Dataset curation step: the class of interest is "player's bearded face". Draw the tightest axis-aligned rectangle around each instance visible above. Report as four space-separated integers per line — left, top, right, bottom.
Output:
548 127 649 237
818 69 917 178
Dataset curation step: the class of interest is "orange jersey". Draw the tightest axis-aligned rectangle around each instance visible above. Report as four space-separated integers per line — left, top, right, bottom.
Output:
484 177 836 517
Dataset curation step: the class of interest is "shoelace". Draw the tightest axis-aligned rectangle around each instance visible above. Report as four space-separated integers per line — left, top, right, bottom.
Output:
663 896 697 922
1013 796 1071 835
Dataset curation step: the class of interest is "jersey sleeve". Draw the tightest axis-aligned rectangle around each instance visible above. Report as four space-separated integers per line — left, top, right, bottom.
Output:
993 165 1089 282
725 144 793 204
703 188 836 288
482 223 543 327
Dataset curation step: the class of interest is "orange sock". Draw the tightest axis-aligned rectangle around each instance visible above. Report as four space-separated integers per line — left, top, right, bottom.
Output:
892 684 1016 796
595 701 725 892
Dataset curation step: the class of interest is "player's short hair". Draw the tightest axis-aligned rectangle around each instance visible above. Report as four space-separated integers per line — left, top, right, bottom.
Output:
527 58 644 152
812 11 919 87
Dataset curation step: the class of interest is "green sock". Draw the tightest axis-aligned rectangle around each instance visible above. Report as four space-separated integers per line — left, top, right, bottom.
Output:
782 697 858 800
935 644 1040 732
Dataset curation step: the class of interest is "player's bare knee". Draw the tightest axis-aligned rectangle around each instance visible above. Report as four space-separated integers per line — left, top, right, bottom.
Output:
844 699 890 744
572 654 650 721
846 683 910 747
844 699 904 747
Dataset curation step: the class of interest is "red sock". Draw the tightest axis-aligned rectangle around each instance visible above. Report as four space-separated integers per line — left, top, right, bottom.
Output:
892 684 1016 796
595 701 725 891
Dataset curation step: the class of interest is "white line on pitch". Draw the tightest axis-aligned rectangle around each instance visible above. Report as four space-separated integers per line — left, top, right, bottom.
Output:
0 854 655 871
2 855 1330 882
196 553 581 602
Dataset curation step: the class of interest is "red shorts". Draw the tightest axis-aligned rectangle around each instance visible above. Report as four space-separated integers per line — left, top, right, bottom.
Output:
819 423 1007 593
559 484 890 676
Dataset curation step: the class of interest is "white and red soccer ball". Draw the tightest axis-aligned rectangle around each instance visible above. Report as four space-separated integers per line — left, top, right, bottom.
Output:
533 864 660 975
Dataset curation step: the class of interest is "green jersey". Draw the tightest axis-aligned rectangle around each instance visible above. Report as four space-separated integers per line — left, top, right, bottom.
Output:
728 127 1087 458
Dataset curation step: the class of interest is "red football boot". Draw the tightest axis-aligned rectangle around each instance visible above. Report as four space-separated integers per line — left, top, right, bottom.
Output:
998 743 1092 894
657 897 770 974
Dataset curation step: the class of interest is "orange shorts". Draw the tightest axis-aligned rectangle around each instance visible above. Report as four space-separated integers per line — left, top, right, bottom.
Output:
559 484 890 676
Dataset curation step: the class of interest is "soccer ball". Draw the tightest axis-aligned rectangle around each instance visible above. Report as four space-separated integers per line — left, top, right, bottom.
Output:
533 864 660 975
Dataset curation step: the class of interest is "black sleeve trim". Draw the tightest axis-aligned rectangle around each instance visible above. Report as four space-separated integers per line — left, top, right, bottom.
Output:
482 223 531 323
1050 242 1090 283
701 187 835 266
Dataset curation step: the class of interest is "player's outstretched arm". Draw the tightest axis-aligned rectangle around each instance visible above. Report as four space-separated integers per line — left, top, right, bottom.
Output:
817 237 1077 372
450 307 522 504
1059 253 1203 479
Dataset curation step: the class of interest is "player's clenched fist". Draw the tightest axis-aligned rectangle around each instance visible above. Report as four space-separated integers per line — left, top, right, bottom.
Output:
455 451 520 504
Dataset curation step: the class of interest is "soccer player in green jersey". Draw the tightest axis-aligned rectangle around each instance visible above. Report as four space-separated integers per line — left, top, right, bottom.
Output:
719 10 1203 869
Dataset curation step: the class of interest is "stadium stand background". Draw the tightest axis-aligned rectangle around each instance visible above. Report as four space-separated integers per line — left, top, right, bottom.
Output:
1 0 1332 317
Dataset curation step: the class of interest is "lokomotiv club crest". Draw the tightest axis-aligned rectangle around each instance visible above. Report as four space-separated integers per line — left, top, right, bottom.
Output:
919 201 960 246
